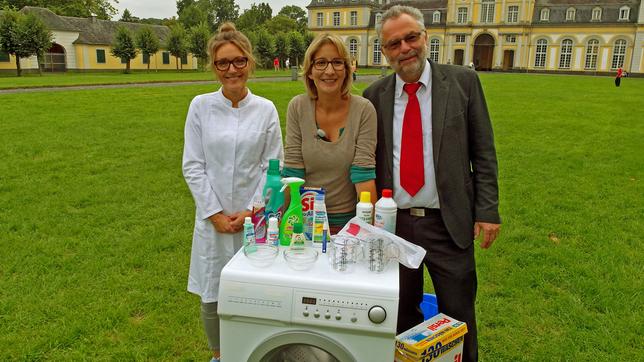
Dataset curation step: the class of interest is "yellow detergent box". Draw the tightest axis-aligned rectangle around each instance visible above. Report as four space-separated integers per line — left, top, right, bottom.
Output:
394 313 467 362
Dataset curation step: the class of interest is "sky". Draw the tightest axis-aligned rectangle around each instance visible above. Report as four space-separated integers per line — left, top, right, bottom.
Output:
115 0 310 19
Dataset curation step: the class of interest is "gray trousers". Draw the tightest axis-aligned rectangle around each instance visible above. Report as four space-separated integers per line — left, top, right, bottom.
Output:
201 301 220 350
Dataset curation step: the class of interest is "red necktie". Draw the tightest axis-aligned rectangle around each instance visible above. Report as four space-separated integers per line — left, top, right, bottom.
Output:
400 83 424 197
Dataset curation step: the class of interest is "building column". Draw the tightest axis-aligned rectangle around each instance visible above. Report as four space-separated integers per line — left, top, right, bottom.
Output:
465 34 472 64
495 34 504 68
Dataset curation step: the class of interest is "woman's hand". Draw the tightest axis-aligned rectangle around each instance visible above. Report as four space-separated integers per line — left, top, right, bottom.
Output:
209 213 237 234
229 210 252 233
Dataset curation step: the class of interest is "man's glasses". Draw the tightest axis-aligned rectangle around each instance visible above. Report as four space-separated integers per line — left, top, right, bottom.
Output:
313 58 346 71
382 31 425 51
213 57 248 71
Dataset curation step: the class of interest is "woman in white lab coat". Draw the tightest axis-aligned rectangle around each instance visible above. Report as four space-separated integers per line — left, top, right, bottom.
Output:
182 22 283 362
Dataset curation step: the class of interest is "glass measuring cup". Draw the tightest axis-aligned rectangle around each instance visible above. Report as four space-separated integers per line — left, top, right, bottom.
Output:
362 235 399 273
327 235 362 273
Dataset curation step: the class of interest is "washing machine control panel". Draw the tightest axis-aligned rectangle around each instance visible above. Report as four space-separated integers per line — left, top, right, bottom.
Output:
293 290 397 333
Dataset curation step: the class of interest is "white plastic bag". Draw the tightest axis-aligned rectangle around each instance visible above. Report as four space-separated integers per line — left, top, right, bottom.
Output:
338 217 426 269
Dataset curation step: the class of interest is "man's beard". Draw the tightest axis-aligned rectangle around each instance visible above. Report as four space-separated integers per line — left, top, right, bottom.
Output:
388 46 428 79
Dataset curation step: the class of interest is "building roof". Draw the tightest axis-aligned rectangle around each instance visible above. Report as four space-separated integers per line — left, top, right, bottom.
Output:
20 6 171 45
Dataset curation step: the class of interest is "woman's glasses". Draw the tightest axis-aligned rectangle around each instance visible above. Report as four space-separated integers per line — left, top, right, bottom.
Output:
213 57 248 71
313 58 346 71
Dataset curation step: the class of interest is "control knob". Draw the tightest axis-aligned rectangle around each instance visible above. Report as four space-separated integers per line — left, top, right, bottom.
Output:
368 306 387 324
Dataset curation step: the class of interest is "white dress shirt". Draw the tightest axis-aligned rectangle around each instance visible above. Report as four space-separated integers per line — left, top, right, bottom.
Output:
392 60 440 209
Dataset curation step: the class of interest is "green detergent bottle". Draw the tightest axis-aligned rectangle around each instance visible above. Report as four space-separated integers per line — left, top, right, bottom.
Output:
279 177 305 246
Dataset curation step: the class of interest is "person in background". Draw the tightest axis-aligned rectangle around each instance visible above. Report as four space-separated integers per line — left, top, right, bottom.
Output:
273 56 280 71
615 67 623 87
283 33 377 234
285 57 290 70
363 6 501 362
351 56 357 81
182 22 283 362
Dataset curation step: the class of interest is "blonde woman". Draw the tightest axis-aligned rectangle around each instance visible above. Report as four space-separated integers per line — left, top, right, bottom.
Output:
283 33 377 233
182 22 283 362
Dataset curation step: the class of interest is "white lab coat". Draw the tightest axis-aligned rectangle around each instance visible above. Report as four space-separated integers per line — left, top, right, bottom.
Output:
182 88 283 303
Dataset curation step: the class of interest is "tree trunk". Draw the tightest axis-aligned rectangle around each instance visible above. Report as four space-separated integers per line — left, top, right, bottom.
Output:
15 56 22 77
37 54 43 76
126 60 131 74
175 57 179 70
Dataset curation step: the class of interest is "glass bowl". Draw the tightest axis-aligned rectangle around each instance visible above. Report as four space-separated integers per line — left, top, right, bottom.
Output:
283 247 319 271
243 244 279 268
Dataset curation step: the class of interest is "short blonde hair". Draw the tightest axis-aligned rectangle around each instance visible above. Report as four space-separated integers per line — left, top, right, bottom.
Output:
302 33 353 99
208 22 256 73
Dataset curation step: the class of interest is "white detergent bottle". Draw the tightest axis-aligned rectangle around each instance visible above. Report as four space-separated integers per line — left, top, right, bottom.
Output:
374 188 397 233
356 191 373 225
267 217 279 247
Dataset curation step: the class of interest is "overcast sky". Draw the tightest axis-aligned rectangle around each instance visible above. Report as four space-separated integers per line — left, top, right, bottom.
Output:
115 0 310 19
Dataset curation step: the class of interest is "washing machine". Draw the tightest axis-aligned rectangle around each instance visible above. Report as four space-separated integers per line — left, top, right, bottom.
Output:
218 246 399 362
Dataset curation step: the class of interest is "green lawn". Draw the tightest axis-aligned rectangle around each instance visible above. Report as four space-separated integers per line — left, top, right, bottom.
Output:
0 74 642 360
0 67 385 90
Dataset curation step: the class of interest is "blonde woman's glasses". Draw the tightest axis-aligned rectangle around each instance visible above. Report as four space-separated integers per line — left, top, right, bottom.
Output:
313 58 346 71
214 57 248 71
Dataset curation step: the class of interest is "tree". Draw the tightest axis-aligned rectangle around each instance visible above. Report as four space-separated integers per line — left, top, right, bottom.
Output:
236 3 272 32
166 24 188 70
0 9 52 76
278 5 307 32
263 15 298 35
0 0 119 19
274 32 290 69
254 29 274 69
208 0 239 30
188 21 210 70
135 26 160 72
176 0 197 14
287 31 304 66
120 8 139 23
111 26 137 73
304 31 315 49
178 3 207 29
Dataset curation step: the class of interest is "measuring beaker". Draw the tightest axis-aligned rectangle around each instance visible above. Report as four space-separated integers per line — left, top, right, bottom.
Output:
362 235 399 273
327 236 362 273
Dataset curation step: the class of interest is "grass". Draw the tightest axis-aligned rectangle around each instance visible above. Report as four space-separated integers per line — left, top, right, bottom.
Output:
0 74 642 360
0 67 385 90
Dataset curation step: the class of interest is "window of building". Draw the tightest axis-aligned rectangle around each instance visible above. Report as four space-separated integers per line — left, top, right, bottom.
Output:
457 7 468 24
566 7 575 21
540 8 549 21
349 38 358 58
121 57 127 64
333 12 340 26
507 6 518 23
592 7 601 21
455 34 465 43
143 53 150 64
162 51 170 64
373 39 381 65
534 39 547 67
96 49 106 63
559 39 573 69
429 39 440 62
505 34 516 43
611 39 627 69
181 54 188 65
433 11 440 23
619 6 630 20
480 0 495 23
317 12 323 27
584 39 599 69
350 11 358 26
375 13 382 25
0 50 9 62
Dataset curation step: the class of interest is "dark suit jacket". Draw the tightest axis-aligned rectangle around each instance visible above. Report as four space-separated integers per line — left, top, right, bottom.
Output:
363 60 500 249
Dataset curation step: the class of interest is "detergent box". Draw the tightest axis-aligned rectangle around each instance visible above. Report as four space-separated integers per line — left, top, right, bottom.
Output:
394 313 467 362
300 187 325 241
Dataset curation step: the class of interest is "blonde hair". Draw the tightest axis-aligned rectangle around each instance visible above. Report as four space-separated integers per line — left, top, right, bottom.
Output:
302 33 353 99
208 22 256 73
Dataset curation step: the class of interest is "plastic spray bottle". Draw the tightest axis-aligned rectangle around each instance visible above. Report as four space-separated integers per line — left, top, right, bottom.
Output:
374 189 397 233
263 159 284 223
279 177 306 246
356 191 373 224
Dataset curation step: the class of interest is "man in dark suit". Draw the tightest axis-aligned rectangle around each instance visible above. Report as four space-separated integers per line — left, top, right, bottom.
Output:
363 5 501 362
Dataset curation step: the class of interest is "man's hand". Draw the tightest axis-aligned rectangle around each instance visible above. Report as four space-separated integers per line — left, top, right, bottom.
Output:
474 222 500 249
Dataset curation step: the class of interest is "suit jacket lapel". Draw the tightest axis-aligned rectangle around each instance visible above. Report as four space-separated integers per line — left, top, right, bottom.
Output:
379 74 397 178
430 60 448 163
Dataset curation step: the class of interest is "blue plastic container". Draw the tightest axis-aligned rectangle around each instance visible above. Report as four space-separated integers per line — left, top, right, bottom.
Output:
420 293 438 320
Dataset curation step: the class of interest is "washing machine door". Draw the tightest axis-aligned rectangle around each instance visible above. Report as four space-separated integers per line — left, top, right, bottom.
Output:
248 330 356 362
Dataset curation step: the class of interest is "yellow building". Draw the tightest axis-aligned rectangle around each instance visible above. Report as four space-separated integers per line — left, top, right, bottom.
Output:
307 0 644 75
0 7 197 73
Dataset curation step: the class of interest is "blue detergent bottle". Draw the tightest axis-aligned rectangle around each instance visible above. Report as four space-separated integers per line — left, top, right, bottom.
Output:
263 159 285 223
